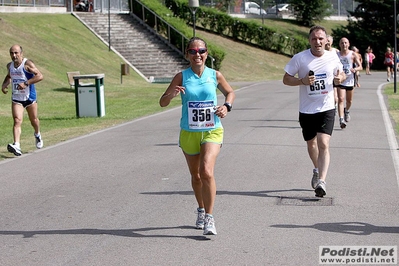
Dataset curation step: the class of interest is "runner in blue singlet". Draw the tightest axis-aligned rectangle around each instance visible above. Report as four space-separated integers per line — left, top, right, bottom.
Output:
159 37 235 236
1 44 44 156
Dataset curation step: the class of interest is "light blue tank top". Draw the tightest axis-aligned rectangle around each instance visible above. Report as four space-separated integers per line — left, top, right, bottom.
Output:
180 67 222 132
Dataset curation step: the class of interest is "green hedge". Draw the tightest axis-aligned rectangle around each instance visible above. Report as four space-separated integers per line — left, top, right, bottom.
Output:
165 0 308 55
135 0 308 69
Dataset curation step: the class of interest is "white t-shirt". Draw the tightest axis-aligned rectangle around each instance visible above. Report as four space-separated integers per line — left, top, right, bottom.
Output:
284 49 343 114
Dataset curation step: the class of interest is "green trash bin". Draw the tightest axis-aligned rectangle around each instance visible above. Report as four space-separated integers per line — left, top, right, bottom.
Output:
74 74 105 117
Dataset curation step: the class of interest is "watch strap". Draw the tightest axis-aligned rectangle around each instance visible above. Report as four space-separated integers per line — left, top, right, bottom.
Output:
224 102 232 112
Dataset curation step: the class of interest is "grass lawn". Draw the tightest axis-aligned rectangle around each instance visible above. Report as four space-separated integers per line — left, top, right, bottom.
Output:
0 13 173 159
384 83 399 133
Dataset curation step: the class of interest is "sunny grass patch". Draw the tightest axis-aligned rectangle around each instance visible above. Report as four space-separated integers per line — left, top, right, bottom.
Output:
384 84 399 135
0 13 301 159
0 13 178 159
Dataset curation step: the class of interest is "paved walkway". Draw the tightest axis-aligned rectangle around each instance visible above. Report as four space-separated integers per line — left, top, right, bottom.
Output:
0 71 398 265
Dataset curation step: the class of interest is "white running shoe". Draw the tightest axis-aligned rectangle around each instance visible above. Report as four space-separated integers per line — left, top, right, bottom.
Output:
35 133 43 149
339 118 346 129
203 214 217 235
195 208 205 229
315 180 326 197
7 143 22 156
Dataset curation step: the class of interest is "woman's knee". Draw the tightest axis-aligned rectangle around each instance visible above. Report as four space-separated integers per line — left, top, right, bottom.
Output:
191 173 202 183
199 166 214 182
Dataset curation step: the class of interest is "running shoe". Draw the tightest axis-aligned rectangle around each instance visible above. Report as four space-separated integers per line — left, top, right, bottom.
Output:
311 169 319 189
7 143 22 156
315 180 326 197
344 108 351 122
339 118 346 129
388 78 390 82
203 214 217 235
35 133 43 149
195 208 205 229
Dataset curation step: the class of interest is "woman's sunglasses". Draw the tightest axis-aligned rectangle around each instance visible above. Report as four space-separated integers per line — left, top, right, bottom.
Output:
187 48 207 55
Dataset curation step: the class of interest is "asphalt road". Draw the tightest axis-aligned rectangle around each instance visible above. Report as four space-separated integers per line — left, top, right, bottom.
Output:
0 71 398 265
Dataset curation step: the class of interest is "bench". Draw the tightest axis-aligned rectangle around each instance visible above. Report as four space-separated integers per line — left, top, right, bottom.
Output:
67 71 93 89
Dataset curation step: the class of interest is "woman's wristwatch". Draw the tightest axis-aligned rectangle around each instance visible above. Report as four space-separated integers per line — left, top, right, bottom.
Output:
224 102 232 112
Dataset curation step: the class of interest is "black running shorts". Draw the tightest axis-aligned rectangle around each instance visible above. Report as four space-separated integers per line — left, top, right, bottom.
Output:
299 109 335 141
337 85 354 91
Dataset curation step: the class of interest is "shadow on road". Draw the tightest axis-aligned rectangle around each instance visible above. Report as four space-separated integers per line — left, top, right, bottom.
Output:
0 225 211 240
141 188 314 199
271 222 399 235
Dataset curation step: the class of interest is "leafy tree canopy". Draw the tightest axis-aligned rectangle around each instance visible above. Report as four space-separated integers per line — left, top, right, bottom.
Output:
332 0 397 69
289 0 332 26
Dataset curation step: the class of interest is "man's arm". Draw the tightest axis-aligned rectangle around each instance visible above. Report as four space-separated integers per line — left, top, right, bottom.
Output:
353 55 363 71
283 72 313 86
24 60 43 86
1 63 11 94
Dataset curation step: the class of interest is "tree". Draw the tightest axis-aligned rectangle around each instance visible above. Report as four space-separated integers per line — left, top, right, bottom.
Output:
289 0 332 26
332 0 397 69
